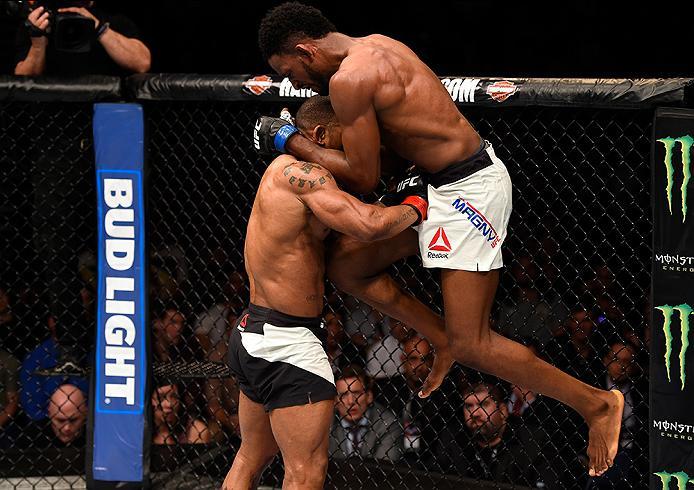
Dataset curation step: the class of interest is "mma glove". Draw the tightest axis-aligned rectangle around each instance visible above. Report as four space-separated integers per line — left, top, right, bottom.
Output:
253 115 299 157
379 171 429 225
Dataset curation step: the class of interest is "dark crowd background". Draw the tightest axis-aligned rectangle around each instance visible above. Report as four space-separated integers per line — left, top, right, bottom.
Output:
0 0 693 77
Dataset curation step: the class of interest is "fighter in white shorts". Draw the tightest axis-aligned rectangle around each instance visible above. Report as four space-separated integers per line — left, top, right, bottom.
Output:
255 2 624 476
416 140 512 271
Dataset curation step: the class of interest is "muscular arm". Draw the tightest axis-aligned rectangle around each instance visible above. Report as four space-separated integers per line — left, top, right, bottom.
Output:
14 38 47 76
286 71 382 194
284 162 417 241
98 27 151 73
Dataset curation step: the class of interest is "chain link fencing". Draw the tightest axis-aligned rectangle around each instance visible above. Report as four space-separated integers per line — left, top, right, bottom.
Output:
1 101 95 486
1 87 653 489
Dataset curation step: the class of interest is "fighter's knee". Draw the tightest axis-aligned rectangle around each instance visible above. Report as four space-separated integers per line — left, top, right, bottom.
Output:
233 444 277 474
284 455 328 484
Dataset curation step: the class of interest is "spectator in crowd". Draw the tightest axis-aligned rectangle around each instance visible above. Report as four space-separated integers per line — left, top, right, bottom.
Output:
152 383 212 445
436 382 558 487
342 296 382 363
14 0 151 76
47 384 87 446
392 334 454 467
588 341 645 488
330 364 401 462
325 311 349 373
542 306 604 386
0 285 42 361
20 316 87 421
204 308 241 441
365 317 408 398
195 270 247 358
153 303 200 363
496 255 566 347
0 348 20 447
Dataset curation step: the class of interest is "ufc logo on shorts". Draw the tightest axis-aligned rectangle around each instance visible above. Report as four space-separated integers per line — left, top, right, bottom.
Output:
396 176 421 192
253 119 262 150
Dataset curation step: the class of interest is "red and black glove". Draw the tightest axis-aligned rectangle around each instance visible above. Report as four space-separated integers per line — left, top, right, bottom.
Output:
379 171 429 224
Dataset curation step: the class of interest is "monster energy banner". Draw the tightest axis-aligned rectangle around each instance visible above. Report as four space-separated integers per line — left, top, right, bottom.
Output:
651 108 694 489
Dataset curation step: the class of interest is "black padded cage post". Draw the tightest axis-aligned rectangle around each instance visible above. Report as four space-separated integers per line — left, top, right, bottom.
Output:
2 74 693 489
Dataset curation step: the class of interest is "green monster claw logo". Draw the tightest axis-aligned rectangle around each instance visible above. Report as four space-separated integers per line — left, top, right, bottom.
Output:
654 470 694 489
658 135 693 222
655 304 692 390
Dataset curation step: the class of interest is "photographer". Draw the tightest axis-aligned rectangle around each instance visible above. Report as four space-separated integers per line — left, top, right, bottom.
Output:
14 0 150 76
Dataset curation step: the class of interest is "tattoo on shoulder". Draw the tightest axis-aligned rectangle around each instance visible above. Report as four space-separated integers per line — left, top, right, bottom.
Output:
284 162 333 189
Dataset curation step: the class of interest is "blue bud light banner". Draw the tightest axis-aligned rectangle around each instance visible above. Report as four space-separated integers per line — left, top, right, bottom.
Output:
651 107 694 489
90 103 147 483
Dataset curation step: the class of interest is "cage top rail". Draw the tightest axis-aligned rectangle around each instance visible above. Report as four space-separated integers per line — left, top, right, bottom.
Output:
1 74 693 108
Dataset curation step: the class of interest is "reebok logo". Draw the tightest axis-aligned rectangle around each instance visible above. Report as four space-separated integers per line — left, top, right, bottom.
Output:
427 227 451 259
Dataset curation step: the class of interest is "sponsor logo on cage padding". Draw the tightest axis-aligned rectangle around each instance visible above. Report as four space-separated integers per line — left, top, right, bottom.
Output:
485 80 518 102
441 78 480 103
653 420 694 441
100 178 140 407
655 253 694 273
427 227 451 258
655 303 692 391
451 197 500 248
243 75 274 96
654 470 694 489
658 135 693 222
279 78 317 98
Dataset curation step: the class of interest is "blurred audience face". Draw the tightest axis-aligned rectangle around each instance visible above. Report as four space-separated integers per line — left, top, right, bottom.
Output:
152 384 181 427
389 318 411 342
325 312 344 350
566 309 595 343
511 255 538 288
48 384 87 444
0 288 14 331
336 375 373 424
156 308 185 345
603 343 638 383
401 335 432 388
463 386 508 444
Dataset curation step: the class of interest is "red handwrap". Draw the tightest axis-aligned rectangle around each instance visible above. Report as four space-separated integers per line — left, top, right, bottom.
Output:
401 195 428 224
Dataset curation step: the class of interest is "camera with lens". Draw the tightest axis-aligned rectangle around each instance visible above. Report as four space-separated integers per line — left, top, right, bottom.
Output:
4 0 97 53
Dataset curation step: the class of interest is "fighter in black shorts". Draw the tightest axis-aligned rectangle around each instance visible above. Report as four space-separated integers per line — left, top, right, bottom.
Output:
222 96 428 490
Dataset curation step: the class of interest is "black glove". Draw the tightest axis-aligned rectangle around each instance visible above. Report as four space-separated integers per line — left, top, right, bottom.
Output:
379 171 429 224
253 116 299 156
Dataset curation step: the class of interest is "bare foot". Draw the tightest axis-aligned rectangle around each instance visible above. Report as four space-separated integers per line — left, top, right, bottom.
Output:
586 389 625 477
419 346 454 398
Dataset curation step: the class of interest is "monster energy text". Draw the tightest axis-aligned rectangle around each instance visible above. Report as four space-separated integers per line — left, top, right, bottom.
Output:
656 253 694 273
658 135 693 222
655 304 692 390
653 420 694 441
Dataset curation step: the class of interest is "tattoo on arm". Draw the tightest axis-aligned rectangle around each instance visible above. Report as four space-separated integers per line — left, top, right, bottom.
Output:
385 206 417 230
284 162 333 188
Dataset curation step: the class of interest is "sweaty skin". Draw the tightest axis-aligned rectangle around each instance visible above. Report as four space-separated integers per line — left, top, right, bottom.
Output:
271 34 481 193
224 155 420 490
244 154 420 317
270 31 625 477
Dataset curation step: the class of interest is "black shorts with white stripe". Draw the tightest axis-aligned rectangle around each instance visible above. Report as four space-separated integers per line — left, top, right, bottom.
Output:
227 303 337 411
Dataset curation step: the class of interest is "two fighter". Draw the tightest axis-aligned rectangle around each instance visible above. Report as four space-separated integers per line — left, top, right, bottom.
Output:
223 96 428 489
248 0 624 481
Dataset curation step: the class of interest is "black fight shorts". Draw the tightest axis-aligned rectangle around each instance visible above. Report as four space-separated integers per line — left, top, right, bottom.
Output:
227 303 337 411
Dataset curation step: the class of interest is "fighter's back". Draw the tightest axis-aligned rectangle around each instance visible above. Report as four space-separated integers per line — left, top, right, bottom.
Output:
338 34 481 172
244 155 329 318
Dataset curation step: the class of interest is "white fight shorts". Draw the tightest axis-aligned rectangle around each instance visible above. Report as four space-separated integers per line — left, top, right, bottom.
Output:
417 141 512 271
